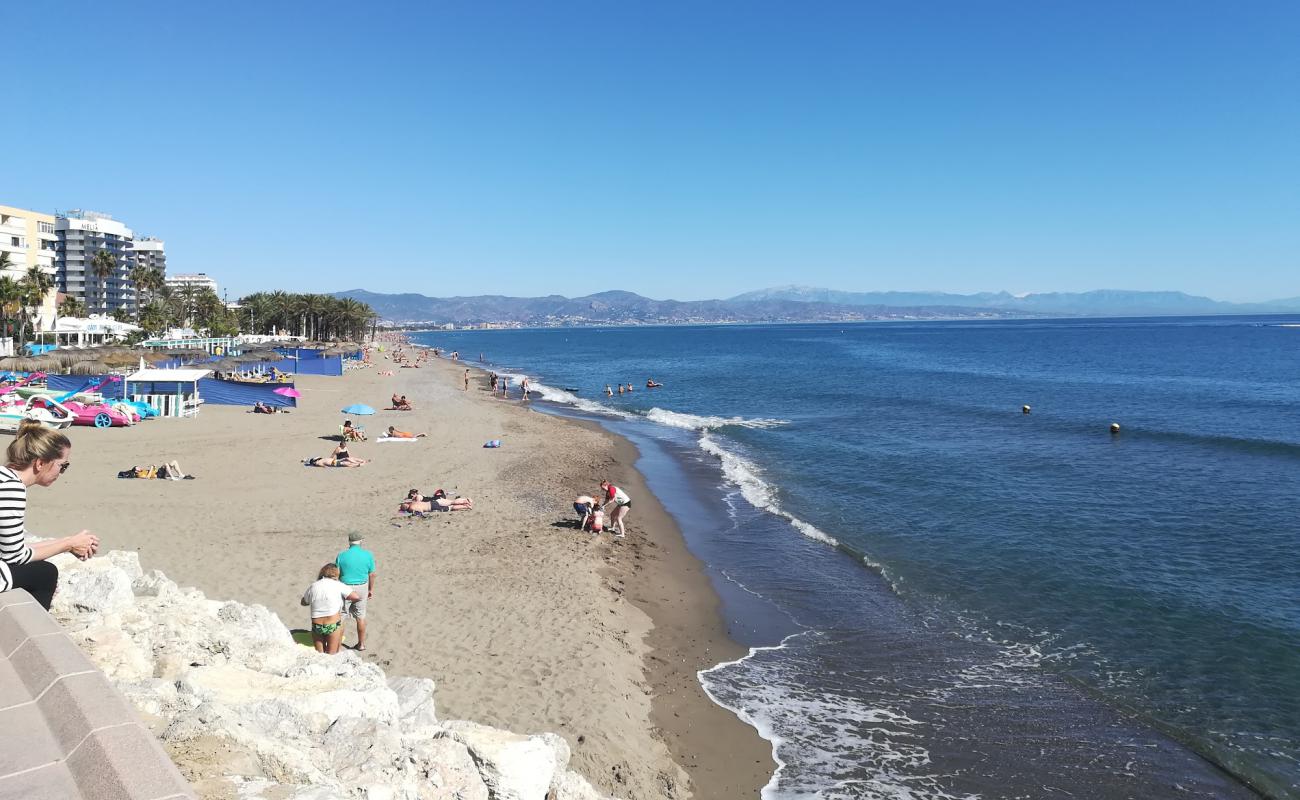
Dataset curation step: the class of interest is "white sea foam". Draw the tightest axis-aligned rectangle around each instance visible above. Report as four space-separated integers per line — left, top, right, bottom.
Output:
645 407 789 431
700 631 978 800
699 433 838 546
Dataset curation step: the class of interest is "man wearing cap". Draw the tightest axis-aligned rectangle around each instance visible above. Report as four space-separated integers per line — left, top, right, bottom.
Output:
336 531 377 651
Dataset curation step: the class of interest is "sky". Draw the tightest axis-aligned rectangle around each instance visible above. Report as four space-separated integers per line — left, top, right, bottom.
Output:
2 1 1297 302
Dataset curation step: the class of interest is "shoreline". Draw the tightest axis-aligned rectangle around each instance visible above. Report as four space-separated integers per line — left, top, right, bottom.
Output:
27 348 771 798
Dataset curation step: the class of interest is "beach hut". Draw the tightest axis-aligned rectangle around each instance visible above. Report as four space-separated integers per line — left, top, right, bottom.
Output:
122 368 212 418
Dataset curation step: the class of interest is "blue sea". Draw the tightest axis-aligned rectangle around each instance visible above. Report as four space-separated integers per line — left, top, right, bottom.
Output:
414 317 1300 799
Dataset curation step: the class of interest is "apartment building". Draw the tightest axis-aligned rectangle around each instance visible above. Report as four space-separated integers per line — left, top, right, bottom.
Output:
130 236 167 275
164 272 218 295
0 205 59 330
55 210 137 315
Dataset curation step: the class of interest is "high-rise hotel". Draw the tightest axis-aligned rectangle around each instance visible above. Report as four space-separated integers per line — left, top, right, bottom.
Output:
54 210 138 315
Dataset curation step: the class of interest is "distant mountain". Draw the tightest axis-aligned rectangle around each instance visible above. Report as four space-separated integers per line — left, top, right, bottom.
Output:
729 286 1300 316
333 289 1028 327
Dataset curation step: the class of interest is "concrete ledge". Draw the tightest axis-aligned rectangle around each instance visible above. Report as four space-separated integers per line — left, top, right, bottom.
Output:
0 590 195 799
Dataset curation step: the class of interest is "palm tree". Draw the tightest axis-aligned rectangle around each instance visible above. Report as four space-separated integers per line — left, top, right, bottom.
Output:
90 249 116 315
17 266 55 345
59 295 86 318
0 277 21 339
128 264 154 323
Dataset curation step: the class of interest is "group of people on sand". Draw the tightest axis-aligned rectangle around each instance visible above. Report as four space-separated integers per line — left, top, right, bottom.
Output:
300 531 377 654
573 480 632 538
398 488 473 513
252 401 291 414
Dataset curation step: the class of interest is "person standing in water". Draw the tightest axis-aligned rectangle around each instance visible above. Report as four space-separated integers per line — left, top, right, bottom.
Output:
605 385 613 397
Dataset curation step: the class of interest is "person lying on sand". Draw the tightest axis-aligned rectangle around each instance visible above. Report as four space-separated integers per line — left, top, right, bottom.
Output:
400 489 473 512
386 426 426 439
252 401 289 414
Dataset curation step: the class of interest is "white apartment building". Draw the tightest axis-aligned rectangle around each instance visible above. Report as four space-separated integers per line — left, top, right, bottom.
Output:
56 210 137 315
130 236 166 275
0 205 59 331
165 272 218 295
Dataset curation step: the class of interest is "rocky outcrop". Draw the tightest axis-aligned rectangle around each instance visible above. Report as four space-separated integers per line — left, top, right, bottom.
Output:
50 551 614 800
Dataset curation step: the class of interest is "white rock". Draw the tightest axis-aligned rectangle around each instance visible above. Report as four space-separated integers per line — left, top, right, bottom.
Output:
389 676 439 728
54 559 135 614
105 549 144 580
557 770 609 800
444 720 572 800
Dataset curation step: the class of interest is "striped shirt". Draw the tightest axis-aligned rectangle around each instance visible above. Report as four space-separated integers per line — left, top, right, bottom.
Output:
0 466 33 592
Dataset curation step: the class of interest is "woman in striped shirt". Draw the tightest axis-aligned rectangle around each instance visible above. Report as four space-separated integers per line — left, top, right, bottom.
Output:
0 420 99 609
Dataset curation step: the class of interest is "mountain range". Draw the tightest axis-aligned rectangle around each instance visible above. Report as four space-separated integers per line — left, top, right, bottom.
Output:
334 287 1300 327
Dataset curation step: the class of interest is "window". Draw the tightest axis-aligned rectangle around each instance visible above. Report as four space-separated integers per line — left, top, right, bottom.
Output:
9 237 18 247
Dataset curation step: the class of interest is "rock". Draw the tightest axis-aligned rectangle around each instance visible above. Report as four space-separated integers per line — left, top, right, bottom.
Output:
389 676 439 729
48 552 614 800
53 559 135 614
444 720 572 800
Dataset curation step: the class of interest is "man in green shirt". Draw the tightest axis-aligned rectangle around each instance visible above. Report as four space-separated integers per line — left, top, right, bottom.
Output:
336 531 377 651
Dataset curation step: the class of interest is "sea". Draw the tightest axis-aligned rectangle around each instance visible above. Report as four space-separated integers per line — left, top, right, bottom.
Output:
413 316 1300 800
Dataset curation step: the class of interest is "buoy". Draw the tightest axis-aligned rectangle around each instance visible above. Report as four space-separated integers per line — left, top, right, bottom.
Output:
1022 405 1031 414
1110 423 1121 434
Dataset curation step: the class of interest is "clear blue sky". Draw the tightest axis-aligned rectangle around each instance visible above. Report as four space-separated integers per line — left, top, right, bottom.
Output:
3 1 1297 302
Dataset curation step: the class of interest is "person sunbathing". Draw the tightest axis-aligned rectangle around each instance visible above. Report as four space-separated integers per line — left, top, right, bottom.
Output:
342 420 367 441
395 395 413 410
386 426 426 439
331 442 368 467
400 489 473 512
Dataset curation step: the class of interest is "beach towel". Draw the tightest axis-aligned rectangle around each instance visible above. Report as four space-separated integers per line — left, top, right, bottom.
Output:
377 436 421 443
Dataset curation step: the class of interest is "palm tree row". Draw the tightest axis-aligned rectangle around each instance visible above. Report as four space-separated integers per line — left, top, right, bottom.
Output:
0 252 59 343
238 292 377 342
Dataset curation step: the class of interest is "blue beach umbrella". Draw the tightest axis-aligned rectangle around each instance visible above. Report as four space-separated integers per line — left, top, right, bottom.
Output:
341 403 375 415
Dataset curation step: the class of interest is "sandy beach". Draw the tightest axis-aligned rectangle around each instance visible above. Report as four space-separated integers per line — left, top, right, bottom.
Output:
27 351 771 799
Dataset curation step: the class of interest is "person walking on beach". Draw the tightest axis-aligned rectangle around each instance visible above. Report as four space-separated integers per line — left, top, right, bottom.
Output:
464 369 470 391
520 377 530 401
489 373 498 393
0 420 99 610
599 479 632 538
301 563 360 655
336 531 377 651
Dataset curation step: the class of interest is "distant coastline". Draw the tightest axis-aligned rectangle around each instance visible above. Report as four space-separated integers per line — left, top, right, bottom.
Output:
337 287 1300 329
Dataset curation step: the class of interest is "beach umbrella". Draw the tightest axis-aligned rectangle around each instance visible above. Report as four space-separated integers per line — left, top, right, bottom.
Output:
340 403 375 415
65 360 113 376
274 387 302 399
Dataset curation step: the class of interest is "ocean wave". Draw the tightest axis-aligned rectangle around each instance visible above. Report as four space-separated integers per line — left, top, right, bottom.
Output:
700 631 978 800
644 408 789 431
699 433 838 546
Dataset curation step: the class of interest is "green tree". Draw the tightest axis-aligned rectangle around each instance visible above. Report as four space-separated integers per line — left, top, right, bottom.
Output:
17 265 56 345
0 276 20 339
90 249 116 314
58 295 86 318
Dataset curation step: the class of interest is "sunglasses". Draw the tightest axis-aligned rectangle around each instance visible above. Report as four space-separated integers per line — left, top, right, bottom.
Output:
58 461 71 474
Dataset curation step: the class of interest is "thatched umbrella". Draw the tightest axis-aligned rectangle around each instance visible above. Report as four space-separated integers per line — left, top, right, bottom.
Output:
65 360 114 376
143 351 172 364
0 357 47 373
101 351 147 369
